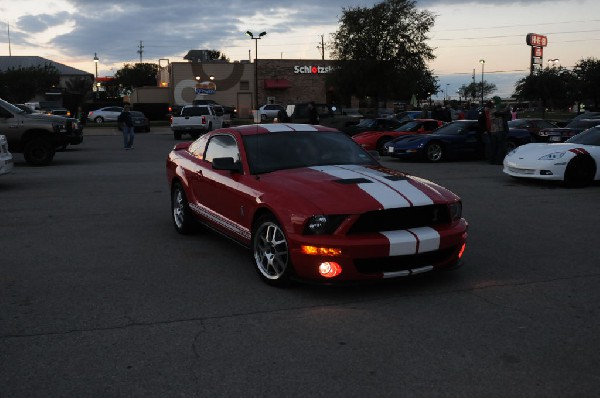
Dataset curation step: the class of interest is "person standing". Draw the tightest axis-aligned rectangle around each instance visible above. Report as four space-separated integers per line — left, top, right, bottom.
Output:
118 103 135 150
480 101 493 162
489 101 511 164
307 101 319 124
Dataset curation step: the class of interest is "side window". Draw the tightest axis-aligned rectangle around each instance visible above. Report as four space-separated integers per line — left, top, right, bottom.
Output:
205 135 240 163
189 134 210 159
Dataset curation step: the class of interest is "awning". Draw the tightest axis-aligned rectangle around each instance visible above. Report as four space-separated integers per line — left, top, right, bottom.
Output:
264 79 292 89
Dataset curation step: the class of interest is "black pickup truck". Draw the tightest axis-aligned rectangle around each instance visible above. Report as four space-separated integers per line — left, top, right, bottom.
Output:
0 98 83 165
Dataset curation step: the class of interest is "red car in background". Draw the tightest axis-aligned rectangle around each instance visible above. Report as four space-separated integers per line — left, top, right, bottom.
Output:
166 123 468 287
352 119 444 155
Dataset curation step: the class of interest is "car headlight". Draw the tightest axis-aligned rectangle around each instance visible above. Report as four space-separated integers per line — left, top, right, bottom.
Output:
304 215 346 235
539 152 565 160
448 201 462 221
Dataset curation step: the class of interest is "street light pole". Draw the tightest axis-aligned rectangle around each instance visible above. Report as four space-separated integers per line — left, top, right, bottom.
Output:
93 53 99 99
246 30 266 119
479 59 485 105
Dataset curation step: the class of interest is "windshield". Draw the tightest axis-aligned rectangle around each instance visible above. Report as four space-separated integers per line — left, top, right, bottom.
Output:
394 121 419 131
432 122 476 136
566 127 600 146
0 99 26 114
356 119 376 128
243 131 379 174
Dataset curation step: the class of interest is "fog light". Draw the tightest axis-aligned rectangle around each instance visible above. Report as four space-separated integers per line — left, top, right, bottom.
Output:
319 262 342 278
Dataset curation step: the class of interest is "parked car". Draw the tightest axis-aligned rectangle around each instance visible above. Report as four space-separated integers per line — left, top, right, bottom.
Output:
504 126 600 188
385 120 531 162
117 110 150 132
87 106 123 123
508 118 558 142
0 98 82 165
192 99 236 118
342 117 405 136
166 123 468 286
46 108 71 117
0 134 14 176
352 119 444 155
537 118 600 142
258 104 286 120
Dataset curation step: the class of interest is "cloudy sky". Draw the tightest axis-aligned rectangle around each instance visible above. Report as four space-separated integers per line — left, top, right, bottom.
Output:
1 0 599 98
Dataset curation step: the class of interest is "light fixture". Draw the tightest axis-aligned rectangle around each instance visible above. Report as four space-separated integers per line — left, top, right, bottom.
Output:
479 59 485 105
247 30 267 119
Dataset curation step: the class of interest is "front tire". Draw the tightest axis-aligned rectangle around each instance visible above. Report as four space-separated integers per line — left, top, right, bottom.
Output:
425 142 444 162
252 215 292 287
171 182 195 234
24 139 55 166
564 155 595 188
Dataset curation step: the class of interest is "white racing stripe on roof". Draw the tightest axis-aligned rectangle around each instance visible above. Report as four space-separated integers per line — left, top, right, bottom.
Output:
310 165 410 208
259 123 319 132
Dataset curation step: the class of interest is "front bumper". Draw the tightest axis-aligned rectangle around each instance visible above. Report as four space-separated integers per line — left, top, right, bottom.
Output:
503 158 565 181
287 219 468 282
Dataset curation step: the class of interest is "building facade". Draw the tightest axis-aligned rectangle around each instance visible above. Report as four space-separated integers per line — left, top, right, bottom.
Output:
143 58 339 119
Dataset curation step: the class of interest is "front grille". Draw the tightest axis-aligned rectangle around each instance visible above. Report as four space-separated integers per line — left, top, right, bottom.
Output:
508 166 535 175
354 246 458 274
348 204 450 234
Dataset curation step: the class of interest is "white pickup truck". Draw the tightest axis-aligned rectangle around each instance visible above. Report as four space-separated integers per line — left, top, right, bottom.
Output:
170 105 223 139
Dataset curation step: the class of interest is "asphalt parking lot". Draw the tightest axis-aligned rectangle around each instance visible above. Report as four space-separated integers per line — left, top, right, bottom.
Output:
1 126 600 397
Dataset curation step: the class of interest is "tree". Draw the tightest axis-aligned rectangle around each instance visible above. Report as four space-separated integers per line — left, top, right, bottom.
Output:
572 57 600 109
0 63 60 104
459 81 497 103
63 76 94 112
513 67 576 112
327 0 438 107
206 50 229 62
113 63 160 93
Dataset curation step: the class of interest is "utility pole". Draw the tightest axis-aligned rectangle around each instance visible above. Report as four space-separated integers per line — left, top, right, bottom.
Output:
317 35 325 60
137 40 144 63
7 21 11 56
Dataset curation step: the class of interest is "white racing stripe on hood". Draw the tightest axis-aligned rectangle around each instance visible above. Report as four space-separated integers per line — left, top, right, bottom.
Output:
310 165 410 208
382 227 441 256
311 165 434 208
341 165 434 207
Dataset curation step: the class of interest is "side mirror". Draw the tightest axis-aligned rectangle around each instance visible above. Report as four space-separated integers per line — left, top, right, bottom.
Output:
212 157 242 173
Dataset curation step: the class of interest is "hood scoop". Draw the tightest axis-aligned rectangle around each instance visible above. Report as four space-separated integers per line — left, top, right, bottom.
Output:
383 175 408 181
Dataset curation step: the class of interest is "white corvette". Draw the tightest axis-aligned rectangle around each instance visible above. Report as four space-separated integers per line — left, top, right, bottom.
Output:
503 126 600 187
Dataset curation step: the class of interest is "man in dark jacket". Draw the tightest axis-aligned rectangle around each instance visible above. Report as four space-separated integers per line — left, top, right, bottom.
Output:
118 103 135 150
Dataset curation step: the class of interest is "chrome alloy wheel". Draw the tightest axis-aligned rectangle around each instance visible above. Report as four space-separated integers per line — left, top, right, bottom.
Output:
253 220 290 280
173 188 186 230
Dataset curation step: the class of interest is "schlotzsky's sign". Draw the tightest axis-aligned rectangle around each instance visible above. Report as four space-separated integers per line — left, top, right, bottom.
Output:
294 65 334 74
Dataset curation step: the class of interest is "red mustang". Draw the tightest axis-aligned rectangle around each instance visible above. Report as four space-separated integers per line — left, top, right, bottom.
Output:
352 119 444 154
166 124 468 286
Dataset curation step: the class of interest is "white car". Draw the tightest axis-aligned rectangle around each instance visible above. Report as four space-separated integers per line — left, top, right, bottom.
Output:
258 104 286 120
503 126 600 187
0 134 14 176
87 106 123 123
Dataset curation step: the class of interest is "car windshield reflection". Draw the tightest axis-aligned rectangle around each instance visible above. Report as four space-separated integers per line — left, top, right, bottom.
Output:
243 131 378 174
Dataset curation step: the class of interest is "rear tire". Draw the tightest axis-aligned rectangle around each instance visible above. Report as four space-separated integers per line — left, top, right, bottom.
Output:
94 116 104 124
171 182 195 234
24 139 55 166
376 137 392 156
